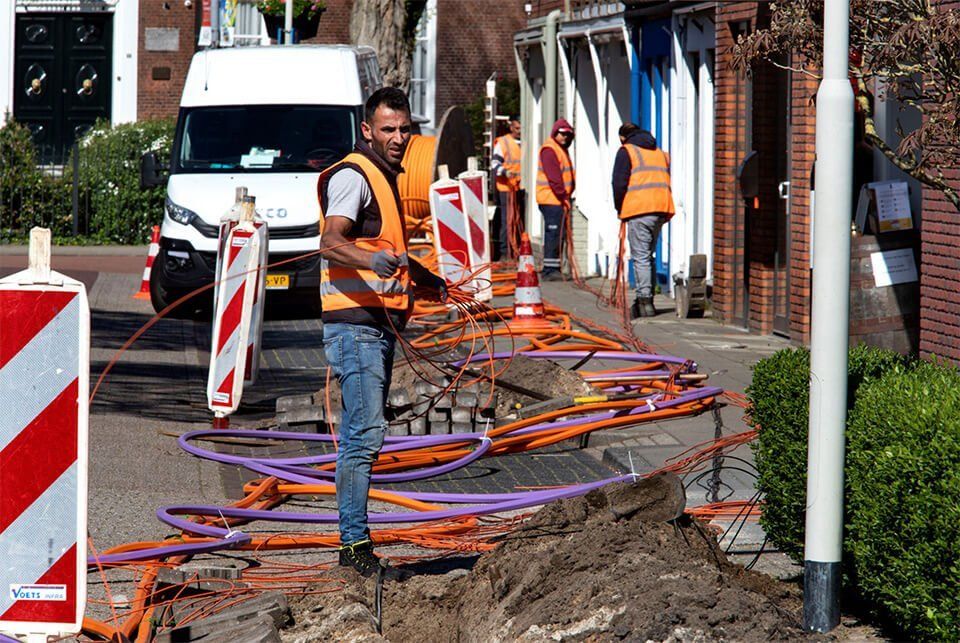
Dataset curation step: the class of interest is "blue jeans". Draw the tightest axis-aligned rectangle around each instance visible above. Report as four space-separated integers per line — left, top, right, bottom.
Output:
322 322 395 546
540 204 564 274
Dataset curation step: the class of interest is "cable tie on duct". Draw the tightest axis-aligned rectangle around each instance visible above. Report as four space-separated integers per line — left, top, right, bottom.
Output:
217 510 243 539
646 399 657 412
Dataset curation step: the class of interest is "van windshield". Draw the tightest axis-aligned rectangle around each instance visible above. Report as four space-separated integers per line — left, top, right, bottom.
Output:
175 105 358 172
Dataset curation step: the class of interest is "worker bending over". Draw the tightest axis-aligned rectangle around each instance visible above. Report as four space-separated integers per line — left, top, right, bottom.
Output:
535 119 575 281
317 87 446 577
491 114 523 260
612 123 674 318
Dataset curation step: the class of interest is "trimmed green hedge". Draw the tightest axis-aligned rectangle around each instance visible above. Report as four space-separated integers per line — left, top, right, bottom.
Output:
0 116 173 244
0 118 72 240
847 361 960 639
747 344 909 564
70 118 174 244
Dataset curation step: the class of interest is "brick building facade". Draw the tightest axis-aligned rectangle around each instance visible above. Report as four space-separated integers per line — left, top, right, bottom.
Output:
434 0 525 125
136 0 523 124
712 3 820 340
918 0 960 360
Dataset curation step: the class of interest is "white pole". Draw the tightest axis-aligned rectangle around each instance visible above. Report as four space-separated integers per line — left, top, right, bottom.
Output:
803 0 854 633
284 0 294 44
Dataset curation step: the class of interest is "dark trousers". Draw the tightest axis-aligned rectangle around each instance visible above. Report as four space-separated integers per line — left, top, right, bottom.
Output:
494 189 524 260
539 204 563 274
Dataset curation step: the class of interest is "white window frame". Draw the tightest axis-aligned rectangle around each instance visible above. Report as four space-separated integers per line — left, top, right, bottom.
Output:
409 0 437 130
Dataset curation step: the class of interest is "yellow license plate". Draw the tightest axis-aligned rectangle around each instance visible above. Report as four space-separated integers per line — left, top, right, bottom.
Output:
265 274 290 290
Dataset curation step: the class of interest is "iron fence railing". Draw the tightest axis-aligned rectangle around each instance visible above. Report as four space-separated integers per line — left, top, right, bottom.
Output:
0 141 165 243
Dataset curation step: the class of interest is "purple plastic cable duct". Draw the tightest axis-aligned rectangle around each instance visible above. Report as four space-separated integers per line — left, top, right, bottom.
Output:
89 532 251 566
155 474 635 539
178 429 493 483
90 349 719 566
454 350 697 371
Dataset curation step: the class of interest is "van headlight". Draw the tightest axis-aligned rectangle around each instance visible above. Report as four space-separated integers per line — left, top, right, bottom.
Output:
165 197 198 226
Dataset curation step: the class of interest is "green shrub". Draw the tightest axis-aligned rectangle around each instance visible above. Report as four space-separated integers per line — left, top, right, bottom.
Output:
747 343 909 564
70 118 174 244
847 361 960 640
0 117 71 240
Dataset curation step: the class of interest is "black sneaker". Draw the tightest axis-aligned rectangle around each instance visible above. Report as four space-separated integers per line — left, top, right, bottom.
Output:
339 540 382 578
631 298 642 319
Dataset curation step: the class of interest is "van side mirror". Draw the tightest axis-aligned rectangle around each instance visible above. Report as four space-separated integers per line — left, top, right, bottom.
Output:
140 152 167 189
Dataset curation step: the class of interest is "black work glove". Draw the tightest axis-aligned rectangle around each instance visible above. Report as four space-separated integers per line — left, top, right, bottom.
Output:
420 271 448 302
370 250 401 278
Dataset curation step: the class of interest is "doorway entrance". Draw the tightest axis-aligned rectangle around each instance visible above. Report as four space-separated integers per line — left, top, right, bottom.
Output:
13 12 113 160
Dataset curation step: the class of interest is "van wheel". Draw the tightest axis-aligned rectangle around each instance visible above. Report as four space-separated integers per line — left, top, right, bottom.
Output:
150 259 207 319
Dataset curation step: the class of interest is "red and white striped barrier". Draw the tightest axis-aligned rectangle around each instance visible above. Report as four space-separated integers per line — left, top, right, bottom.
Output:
133 225 160 300
457 169 493 302
207 197 264 425
213 189 267 387
429 177 472 287
0 228 88 640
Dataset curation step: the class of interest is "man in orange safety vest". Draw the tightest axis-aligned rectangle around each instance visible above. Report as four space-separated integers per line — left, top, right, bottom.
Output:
535 119 575 281
612 123 675 318
491 114 522 260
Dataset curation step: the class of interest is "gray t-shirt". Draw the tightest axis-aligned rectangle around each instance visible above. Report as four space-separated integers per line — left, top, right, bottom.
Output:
324 168 372 223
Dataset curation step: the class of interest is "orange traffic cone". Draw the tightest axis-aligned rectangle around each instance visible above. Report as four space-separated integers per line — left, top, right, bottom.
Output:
511 233 548 327
134 225 160 300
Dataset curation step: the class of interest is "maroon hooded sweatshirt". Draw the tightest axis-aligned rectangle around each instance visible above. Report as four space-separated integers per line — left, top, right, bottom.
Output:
539 119 576 204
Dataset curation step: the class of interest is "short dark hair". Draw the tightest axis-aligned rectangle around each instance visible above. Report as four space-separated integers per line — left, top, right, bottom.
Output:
509 114 521 123
364 87 411 123
619 122 639 139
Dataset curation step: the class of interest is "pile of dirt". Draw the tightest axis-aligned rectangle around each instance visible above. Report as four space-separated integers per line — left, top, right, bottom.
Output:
491 353 597 417
282 477 808 642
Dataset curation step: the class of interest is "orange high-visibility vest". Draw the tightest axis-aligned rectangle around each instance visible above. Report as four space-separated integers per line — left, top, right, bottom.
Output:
495 135 522 192
536 137 575 206
619 144 675 220
318 153 411 314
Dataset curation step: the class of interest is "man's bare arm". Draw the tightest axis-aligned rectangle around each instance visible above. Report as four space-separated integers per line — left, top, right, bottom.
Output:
320 216 377 270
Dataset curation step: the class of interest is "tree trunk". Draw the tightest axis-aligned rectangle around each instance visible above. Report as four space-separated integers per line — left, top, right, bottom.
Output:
349 0 412 90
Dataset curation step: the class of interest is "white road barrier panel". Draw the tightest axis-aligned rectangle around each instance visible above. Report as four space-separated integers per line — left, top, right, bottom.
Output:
207 196 264 424
430 170 472 287
458 163 493 301
0 228 89 641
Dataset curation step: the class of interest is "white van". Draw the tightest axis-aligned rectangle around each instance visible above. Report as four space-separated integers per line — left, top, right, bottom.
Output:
141 45 381 313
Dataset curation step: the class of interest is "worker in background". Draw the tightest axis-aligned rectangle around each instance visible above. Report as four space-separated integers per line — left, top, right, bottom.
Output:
317 87 447 578
491 114 523 260
612 122 675 318
536 119 575 281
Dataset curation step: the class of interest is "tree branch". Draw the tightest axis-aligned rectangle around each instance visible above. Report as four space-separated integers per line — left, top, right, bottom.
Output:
857 78 960 209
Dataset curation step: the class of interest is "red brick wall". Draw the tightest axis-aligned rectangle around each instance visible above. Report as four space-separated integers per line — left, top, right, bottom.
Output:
434 0 526 121
919 0 960 360
713 4 758 329
787 69 817 343
303 0 351 44
138 0 198 119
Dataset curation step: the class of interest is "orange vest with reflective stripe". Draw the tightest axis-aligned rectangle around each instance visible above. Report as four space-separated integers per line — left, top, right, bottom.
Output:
495 135 521 192
536 137 575 206
619 145 675 221
318 153 411 315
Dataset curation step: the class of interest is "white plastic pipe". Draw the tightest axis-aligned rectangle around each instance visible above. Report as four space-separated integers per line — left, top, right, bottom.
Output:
803 0 854 632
